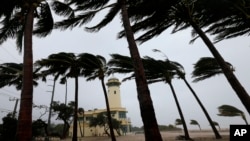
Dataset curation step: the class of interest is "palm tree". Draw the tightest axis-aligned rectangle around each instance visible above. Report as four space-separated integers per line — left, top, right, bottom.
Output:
55 1 163 140
213 121 221 131
78 53 116 141
0 0 70 140
169 57 222 137
175 118 183 127
35 52 85 141
190 120 201 130
108 53 222 138
139 57 192 140
192 57 234 82
218 105 248 125
120 0 250 116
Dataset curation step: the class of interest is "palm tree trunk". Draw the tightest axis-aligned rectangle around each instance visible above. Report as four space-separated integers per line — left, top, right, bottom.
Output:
189 19 250 115
101 78 116 141
72 77 79 141
168 82 191 140
119 0 163 141
16 5 35 141
183 78 222 139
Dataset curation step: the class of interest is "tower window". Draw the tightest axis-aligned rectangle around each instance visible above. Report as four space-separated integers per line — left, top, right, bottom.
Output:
119 111 126 119
114 90 116 94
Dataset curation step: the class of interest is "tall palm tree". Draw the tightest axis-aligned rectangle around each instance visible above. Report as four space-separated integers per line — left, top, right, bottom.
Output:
35 52 85 141
78 53 116 141
55 1 163 140
140 57 192 140
119 0 250 116
218 105 248 125
108 53 222 138
0 0 70 140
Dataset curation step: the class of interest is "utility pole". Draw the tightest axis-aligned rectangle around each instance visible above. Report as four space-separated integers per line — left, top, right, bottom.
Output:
9 97 19 118
47 79 56 135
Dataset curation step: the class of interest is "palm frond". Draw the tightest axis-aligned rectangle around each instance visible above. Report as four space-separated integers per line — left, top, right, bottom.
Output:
51 1 75 18
75 0 110 10
54 11 96 30
0 15 23 45
217 105 243 117
192 57 234 82
85 3 120 32
33 2 54 37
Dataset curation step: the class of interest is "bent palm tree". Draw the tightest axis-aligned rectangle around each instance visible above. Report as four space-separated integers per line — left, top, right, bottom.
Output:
175 118 183 127
173 60 222 137
141 57 192 140
218 105 248 125
213 121 221 131
190 120 201 130
78 53 116 141
35 52 84 141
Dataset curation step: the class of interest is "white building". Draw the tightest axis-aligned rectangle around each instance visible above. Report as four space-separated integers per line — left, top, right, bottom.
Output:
69 77 131 137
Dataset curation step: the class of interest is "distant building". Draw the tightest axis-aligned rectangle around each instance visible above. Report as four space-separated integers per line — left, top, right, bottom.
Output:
68 77 131 137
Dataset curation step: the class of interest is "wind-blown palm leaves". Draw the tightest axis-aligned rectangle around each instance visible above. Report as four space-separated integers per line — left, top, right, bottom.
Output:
78 53 117 141
218 105 248 125
201 0 250 42
192 57 235 82
0 63 39 90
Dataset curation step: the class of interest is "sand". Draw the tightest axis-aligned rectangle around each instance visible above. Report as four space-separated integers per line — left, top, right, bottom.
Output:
61 130 230 141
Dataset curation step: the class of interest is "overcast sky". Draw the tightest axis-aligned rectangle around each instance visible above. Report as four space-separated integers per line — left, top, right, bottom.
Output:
0 12 250 130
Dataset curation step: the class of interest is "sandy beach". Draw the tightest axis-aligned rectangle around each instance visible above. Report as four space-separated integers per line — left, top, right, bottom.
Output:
60 130 230 141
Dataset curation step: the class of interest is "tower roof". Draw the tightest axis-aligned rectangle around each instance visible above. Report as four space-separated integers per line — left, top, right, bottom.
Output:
106 77 121 86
